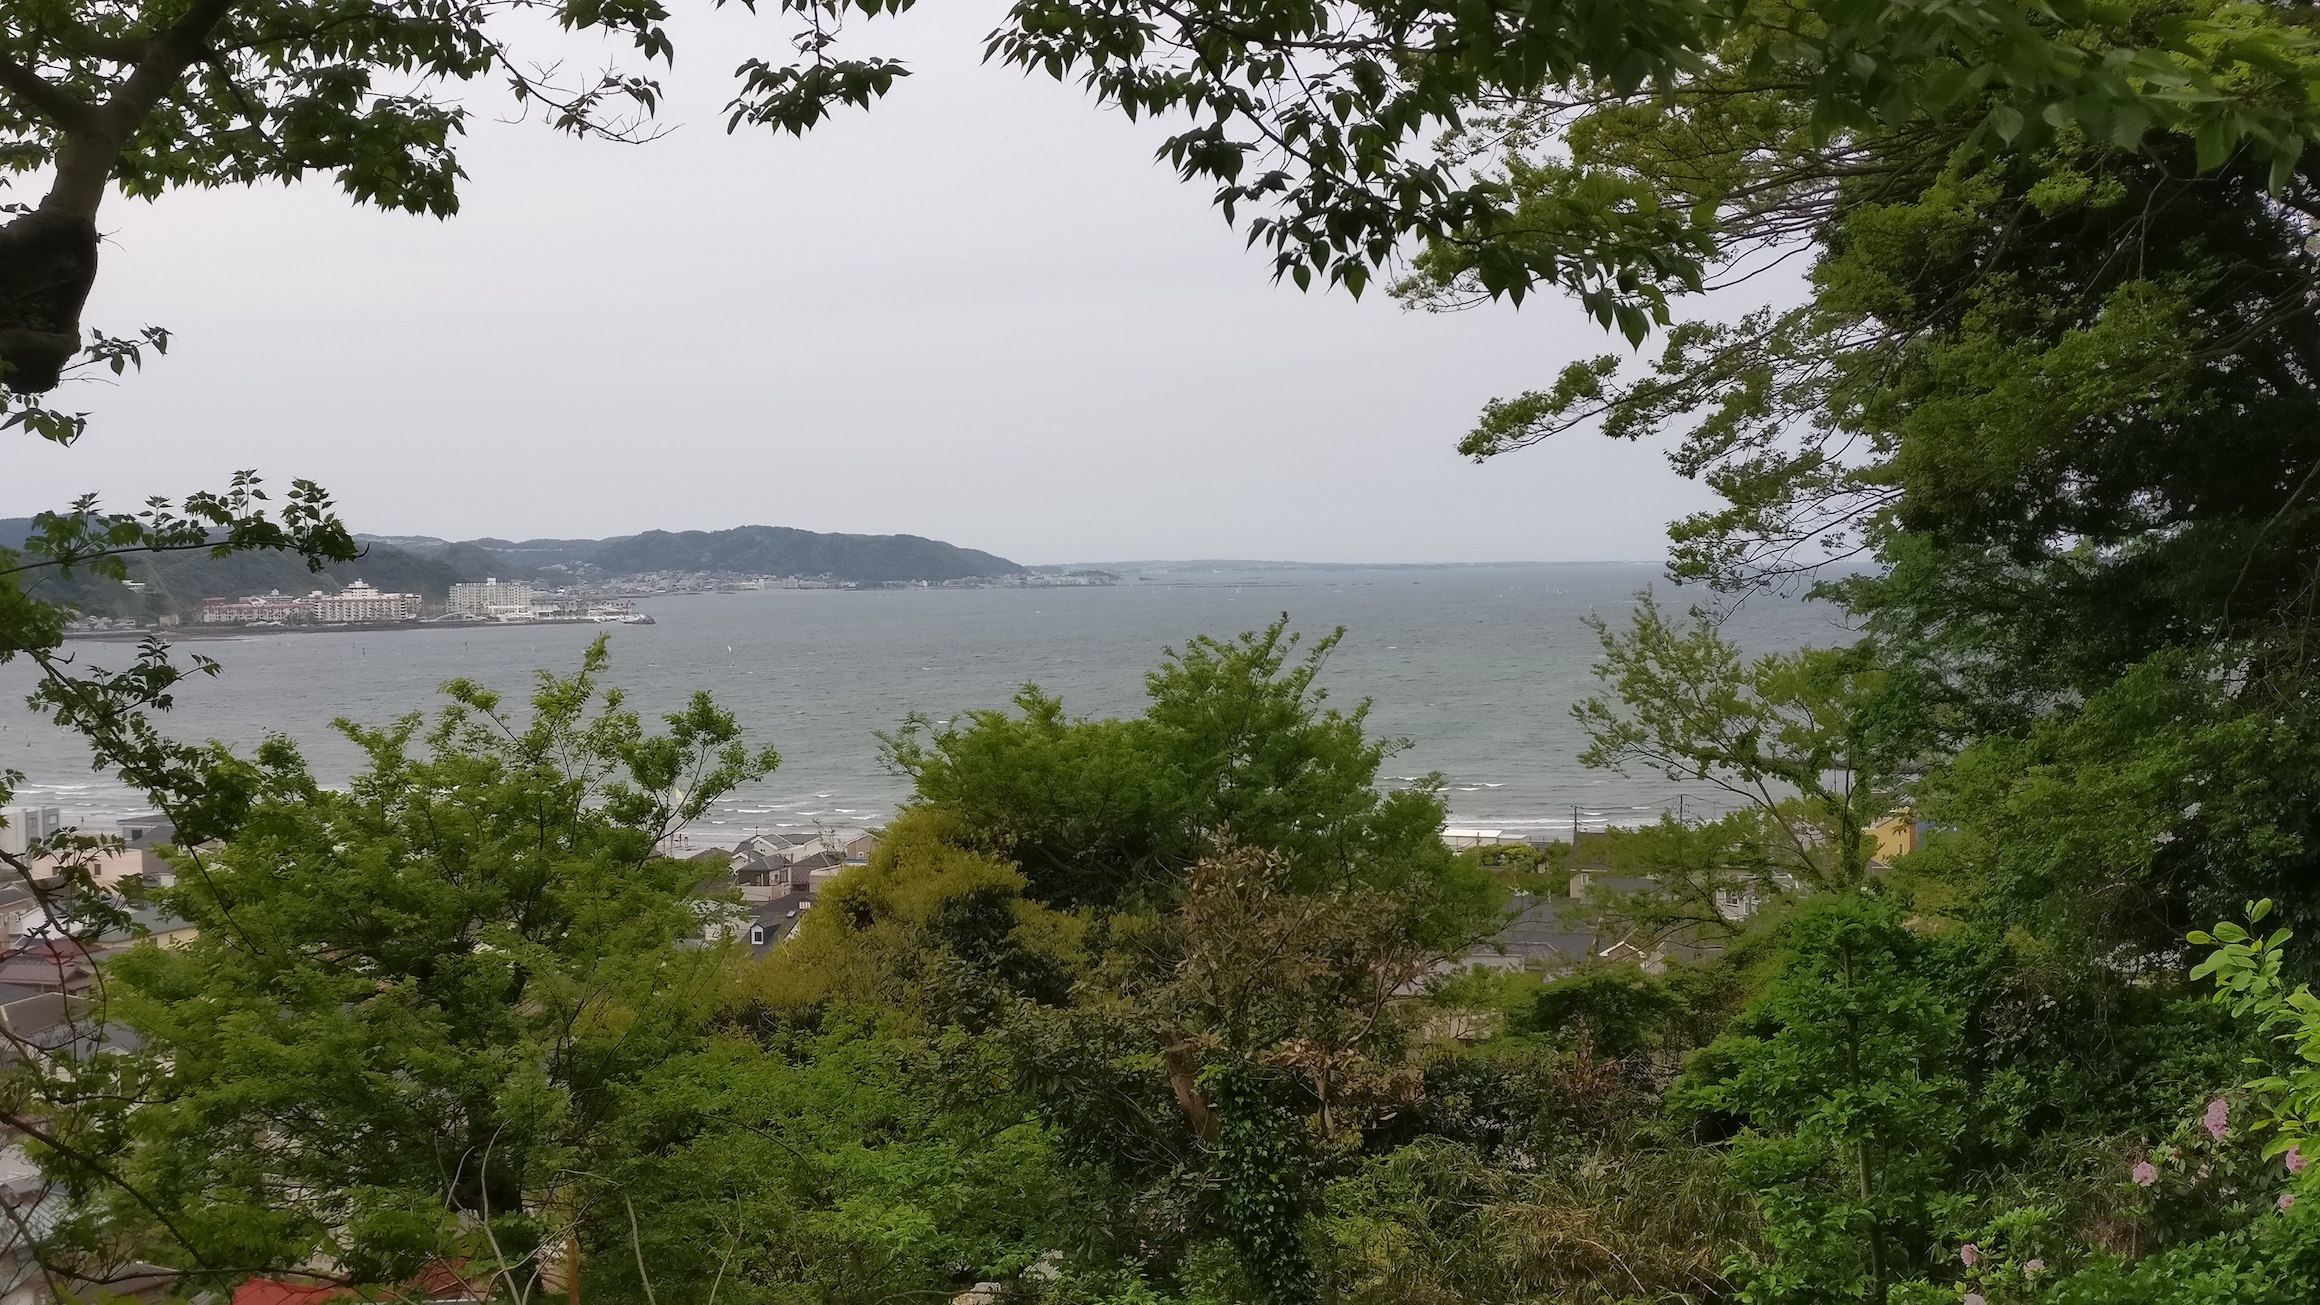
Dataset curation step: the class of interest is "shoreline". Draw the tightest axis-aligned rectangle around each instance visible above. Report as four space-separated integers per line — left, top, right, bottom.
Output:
62 615 656 642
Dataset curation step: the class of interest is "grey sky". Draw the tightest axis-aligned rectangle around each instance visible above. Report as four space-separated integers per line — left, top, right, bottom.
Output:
8 2 1739 565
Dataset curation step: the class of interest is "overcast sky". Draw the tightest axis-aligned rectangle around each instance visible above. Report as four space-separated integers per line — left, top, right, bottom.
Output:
6 2 1761 566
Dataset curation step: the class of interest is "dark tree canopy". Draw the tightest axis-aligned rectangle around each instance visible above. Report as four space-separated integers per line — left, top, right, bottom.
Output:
0 0 717 393
1391 0 2320 955
2 0 2313 401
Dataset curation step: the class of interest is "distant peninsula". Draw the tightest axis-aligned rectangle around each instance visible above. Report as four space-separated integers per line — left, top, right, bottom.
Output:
3 520 1031 627
369 526 1026 588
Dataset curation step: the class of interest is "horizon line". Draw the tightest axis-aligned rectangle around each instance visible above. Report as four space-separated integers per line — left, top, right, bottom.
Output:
1028 558 1669 570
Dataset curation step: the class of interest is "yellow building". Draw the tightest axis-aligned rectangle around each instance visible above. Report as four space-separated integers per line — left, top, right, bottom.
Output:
1869 810 1920 862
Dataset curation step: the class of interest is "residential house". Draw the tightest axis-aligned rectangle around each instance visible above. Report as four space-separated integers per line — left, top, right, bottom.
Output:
409 1260 493 1302
1 1125 172 1303
233 1282 352 1305
1462 892 1610 974
0 944 94 995
729 832 823 884
118 815 175 850
733 831 821 861
787 850 846 888
0 1146 59 1305
123 902 198 950
0 888 38 944
1869 809 1923 862
1441 827 1516 849
19 846 155 891
731 831 858 887
699 883 817 959
0 992 84 1044
739 888 818 958
233 1261 489 1305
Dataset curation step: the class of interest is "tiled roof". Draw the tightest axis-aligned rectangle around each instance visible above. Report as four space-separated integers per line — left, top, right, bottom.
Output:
233 1280 353 1305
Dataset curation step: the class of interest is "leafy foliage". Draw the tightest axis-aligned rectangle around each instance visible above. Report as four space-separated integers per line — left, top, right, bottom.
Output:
17 1 2320 1302
1577 592 1901 895
605 1026 1066 1305
2193 901 2320 1170
882 617 1484 924
19 641 775 1294
845 0 2320 333
1678 894 1973 1304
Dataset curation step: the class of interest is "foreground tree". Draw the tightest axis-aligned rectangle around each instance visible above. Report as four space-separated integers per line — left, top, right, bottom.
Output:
1 476 363 1026
701 620 1511 1304
1575 593 1902 900
5 0 2314 403
1677 895 1973 1304
0 0 685 394
881 618 1483 919
1396 0 2320 957
15 639 775 1298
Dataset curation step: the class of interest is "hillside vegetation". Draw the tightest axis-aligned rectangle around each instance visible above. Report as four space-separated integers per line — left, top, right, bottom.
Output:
10 0 2320 1300
1 519 1024 620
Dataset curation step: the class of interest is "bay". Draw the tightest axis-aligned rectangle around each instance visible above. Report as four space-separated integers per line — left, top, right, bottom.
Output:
1 563 1847 843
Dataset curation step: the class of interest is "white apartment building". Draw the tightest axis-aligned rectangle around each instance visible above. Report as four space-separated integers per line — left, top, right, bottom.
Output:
310 579 419 623
447 578 536 617
198 590 306 624
0 806 62 858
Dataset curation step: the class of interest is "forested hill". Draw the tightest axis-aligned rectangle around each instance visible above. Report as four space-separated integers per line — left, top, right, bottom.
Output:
2 519 1024 620
382 525 1024 586
1 518 470 621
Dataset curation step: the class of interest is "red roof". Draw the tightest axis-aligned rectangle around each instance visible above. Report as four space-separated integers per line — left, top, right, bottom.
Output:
0 958 92 989
233 1282 353 1305
412 1260 491 1300
231 1260 486 1304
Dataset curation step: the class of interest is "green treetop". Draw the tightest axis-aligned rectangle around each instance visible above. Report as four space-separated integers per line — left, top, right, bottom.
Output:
880 617 1488 931
21 639 775 1295
5 0 2316 400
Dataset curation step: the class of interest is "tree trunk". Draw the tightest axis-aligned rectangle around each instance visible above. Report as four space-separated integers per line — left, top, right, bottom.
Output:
0 205 98 393
0 0 239 395
1159 1028 1220 1143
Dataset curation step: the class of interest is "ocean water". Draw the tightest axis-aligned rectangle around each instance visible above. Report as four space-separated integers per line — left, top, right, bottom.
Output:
0 563 1847 844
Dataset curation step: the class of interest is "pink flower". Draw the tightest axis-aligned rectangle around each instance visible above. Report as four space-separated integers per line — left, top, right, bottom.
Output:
2133 1160 2157 1187
1959 1243 1980 1267
2281 1192 2297 1212
2205 1097 2230 1141
2289 1145 2310 1175
2024 1260 2045 1276
1964 1295 1986 1305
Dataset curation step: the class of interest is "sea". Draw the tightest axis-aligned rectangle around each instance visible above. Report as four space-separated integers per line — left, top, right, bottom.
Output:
0 563 1848 846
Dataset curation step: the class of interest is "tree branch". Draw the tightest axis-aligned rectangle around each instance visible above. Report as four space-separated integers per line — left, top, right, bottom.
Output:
101 0 244 132
48 21 155 65
0 1110 215 1270
0 51 98 133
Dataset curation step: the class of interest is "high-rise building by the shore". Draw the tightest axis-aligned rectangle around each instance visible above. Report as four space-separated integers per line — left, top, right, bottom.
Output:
447 578 536 617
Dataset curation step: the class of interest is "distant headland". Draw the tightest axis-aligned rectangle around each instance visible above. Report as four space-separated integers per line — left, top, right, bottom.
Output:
0 521 1115 634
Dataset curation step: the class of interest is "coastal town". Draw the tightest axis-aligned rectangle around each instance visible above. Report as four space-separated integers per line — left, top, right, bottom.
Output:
192 578 652 629
0 799 1928 1014
61 570 1124 637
